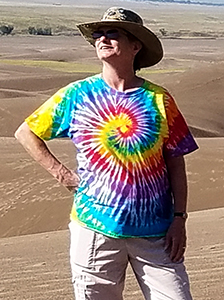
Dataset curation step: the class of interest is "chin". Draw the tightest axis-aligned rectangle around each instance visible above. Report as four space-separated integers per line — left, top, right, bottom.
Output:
97 52 116 61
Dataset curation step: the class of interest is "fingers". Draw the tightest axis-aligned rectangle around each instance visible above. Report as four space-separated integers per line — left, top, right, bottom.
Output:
165 229 186 262
165 237 186 262
171 240 186 262
66 185 78 193
165 217 187 262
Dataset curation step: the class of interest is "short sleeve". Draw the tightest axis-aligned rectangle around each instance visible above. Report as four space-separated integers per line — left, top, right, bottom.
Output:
25 84 75 140
163 91 198 157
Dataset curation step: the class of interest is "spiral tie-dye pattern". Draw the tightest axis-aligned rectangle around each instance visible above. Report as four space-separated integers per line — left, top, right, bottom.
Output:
26 74 198 238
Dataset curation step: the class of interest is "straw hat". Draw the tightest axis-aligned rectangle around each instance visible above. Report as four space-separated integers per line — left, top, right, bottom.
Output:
76 7 163 68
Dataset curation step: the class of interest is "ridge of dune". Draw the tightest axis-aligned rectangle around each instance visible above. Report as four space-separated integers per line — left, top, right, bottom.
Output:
159 61 224 137
1 36 224 138
189 126 221 137
0 60 224 137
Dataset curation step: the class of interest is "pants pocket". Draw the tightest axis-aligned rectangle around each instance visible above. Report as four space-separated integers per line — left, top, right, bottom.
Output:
69 221 97 268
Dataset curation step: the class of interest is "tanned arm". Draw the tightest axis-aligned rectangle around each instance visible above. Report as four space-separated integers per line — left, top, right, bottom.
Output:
15 122 79 193
164 155 188 262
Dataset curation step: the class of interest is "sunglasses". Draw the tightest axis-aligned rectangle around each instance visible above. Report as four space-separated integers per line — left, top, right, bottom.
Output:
92 29 126 40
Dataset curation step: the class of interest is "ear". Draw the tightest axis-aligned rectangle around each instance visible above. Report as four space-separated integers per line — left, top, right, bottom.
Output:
132 40 142 56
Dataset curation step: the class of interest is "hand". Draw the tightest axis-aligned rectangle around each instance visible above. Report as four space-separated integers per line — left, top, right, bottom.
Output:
63 171 80 193
55 165 80 193
165 217 187 262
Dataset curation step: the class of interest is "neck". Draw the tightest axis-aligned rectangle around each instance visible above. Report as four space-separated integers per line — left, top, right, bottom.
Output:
102 63 143 92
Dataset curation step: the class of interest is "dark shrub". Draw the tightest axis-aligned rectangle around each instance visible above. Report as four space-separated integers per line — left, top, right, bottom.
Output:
28 26 52 36
28 26 37 35
0 25 14 35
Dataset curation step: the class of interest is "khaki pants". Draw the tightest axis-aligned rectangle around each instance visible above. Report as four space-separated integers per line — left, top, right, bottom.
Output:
69 221 192 300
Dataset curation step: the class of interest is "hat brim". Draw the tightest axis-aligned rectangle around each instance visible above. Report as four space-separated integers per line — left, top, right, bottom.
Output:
76 21 163 68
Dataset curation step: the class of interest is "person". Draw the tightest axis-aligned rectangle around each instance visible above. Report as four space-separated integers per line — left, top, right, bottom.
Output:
15 7 198 300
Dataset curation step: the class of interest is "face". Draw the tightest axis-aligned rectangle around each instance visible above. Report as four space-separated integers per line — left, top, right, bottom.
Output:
93 27 142 66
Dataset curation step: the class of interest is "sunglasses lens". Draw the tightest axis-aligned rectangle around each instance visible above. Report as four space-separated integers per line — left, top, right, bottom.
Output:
92 31 103 39
107 30 119 39
92 30 120 40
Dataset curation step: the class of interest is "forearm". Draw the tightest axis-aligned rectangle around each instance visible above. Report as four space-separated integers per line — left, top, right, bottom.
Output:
164 155 188 261
15 122 79 191
165 155 188 213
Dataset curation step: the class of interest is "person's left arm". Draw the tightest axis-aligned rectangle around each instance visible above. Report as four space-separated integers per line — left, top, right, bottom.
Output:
161 90 198 262
164 154 188 262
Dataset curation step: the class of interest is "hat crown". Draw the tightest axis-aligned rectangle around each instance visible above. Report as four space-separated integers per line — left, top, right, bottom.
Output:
101 7 143 25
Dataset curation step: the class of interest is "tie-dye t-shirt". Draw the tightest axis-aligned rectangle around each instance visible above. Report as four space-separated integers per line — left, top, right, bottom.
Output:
25 74 198 238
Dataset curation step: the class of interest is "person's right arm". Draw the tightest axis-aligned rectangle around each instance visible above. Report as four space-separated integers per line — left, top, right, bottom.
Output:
15 122 79 193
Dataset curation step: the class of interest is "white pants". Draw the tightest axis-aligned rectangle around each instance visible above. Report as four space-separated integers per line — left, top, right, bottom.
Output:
69 221 192 300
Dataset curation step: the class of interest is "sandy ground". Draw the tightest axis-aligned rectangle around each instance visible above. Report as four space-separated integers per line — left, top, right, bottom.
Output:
1 208 224 300
0 1 224 299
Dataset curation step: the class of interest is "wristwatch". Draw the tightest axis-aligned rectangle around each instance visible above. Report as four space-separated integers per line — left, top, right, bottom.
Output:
174 212 188 219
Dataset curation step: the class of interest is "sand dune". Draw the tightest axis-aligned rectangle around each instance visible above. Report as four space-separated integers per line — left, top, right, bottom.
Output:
1 208 224 300
1 36 224 137
0 2 224 299
164 62 224 137
1 137 224 239
186 208 224 300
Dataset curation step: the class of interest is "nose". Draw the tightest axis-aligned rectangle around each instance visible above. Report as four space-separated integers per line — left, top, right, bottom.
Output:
99 34 108 42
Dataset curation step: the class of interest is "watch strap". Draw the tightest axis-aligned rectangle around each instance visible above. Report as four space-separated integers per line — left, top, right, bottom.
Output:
174 212 188 219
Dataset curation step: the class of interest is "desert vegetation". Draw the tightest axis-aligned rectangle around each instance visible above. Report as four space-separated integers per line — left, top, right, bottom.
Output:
0 25 14 35
0 3 224 38
28 26 52 35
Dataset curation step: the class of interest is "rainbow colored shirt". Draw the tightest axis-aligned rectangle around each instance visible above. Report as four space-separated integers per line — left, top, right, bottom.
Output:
26 74 198 238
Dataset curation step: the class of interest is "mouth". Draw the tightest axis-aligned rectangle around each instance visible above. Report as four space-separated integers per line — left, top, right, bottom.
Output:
100 45 112 50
